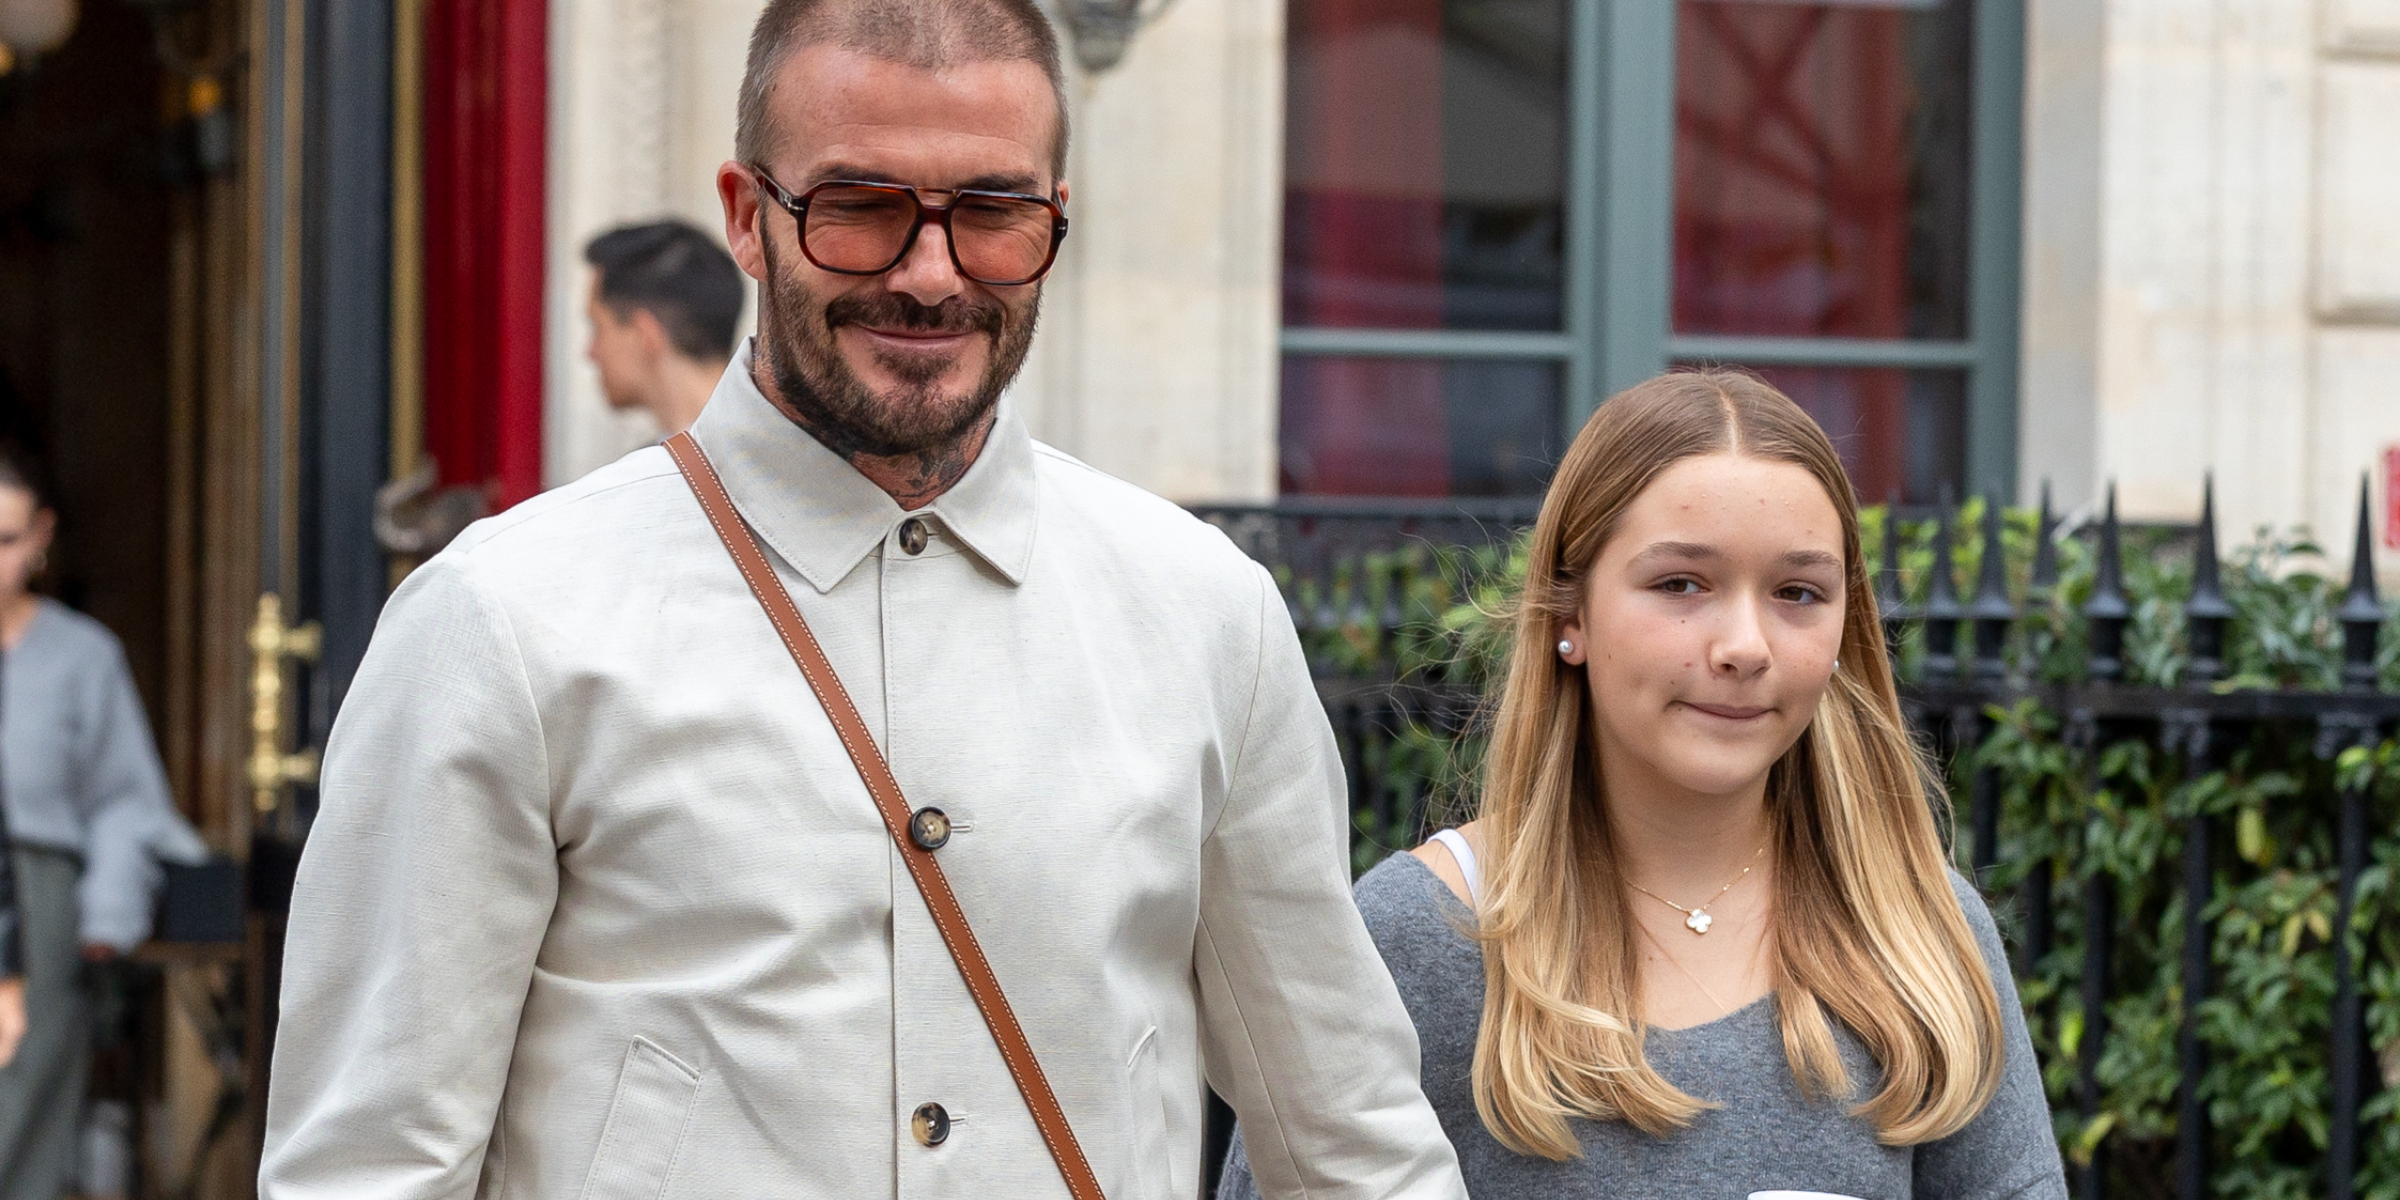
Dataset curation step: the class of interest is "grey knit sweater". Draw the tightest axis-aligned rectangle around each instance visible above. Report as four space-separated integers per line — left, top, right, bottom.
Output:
1217 853 2068 1200
1 600 208 948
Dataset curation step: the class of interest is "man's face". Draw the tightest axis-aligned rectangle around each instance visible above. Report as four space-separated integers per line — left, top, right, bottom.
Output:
719 46 1065 459
584 275 652 412
0 486 53 601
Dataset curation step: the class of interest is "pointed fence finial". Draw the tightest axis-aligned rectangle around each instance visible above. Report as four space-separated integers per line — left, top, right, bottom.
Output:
2086 483 2131 682
2030 480 2059 594
1969 493 2016 680
2340 473 2385 691
1923 487 1966 681
2185 474 2236 685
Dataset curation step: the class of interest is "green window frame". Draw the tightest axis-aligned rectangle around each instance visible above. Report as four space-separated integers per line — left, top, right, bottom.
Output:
1278 0 2028 501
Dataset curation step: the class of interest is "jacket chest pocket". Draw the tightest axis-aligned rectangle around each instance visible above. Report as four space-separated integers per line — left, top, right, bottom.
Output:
577 1038 701 1200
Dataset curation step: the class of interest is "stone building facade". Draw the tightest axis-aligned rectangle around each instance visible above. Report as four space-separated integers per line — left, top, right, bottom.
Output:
543 0 2400 575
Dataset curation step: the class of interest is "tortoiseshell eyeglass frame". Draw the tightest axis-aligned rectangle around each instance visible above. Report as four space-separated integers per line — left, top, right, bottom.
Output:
746 163 1070 288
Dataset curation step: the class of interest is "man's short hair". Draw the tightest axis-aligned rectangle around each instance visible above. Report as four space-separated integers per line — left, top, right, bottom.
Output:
735 0 1069 179
584 221 746 362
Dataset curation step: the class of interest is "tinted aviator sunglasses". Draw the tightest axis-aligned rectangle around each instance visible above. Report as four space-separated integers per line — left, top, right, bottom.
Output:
747 164 1070 288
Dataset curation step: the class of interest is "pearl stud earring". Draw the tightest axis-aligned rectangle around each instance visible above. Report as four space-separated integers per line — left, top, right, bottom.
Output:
1558 639 1574 657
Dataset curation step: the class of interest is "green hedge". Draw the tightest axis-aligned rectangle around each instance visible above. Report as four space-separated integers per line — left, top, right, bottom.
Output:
1293 506 2400 1195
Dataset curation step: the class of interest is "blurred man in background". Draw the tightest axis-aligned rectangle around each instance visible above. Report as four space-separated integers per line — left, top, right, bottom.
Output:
583 220 745 437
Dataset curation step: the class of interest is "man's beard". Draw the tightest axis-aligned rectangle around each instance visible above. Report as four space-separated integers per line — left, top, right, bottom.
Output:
754 234 1040 461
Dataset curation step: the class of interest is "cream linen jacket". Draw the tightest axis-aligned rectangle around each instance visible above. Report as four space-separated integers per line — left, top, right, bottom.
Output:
260 347 1465 1200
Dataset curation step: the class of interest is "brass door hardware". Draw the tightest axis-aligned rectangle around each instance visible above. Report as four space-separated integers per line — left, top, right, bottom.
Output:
249 592 323 815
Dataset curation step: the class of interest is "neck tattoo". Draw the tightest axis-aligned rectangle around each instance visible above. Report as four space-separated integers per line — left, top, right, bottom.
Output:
1628 845 1766 935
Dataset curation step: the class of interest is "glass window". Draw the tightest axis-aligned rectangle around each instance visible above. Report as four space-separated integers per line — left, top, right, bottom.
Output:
1280 357 1563 497
1745 365 1966 504
1274 0 2016 503
1671 0 1973 340
1284 0 1569 332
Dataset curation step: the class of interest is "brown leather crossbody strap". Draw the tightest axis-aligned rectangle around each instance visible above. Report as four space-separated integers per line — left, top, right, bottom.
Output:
665 432 1105 1200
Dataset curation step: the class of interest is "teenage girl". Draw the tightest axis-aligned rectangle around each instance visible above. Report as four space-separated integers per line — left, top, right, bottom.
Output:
1220 371 2065 1198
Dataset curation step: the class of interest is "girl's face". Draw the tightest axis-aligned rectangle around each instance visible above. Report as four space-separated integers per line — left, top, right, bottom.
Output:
1560 453 1848 802
0 486 54 602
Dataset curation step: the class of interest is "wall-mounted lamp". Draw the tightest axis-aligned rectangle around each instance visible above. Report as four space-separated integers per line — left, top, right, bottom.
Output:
0 0 78 61
1054 0 1177 74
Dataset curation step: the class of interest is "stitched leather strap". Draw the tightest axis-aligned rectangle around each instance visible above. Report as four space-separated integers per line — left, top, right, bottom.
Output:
666 432 1106 1200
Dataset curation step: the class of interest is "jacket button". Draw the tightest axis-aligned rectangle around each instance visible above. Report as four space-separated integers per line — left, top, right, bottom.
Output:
911 1101 951 1146
909 807 951 851
898 518 930 555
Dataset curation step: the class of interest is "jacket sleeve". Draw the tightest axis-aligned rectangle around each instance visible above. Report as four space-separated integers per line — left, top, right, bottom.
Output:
1192 564 1466 1200
259 554 558 1199
0 662 19 977
75 640 208 950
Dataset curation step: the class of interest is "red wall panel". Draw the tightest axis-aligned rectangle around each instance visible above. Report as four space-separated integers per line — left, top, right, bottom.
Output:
421 0 545 509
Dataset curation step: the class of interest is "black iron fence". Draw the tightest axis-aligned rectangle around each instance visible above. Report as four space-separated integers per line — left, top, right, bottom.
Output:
1192 477 2400 1200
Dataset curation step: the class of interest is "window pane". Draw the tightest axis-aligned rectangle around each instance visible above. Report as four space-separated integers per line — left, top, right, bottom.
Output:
1672 0 1973 339
1745 365 1965 504
1280 357 1563 496
1284 0 1568 331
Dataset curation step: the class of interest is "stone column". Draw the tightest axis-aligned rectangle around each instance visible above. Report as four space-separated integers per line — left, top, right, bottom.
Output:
1012 0 1286 503
544 0 759 488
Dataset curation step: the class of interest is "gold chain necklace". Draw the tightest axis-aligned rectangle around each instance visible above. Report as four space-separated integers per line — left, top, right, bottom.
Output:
1627 846 1765 935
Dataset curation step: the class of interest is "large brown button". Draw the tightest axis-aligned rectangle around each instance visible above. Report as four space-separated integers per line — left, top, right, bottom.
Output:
898 518 930 556
911 1101 951 1146
909 807 951 851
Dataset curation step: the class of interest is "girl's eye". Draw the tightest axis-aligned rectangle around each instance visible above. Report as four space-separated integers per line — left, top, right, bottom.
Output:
1778 584 1828 605
1656 578 1703 596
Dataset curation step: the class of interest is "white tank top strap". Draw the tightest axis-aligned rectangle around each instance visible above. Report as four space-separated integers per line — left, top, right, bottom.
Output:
1427 827 1482 908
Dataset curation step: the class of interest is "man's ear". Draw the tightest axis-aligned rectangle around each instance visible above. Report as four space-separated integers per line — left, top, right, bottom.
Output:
719 161 769 284
629 309 675 359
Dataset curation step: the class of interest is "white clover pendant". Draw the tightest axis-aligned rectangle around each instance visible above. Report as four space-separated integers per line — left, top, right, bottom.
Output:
1686 911 1713 935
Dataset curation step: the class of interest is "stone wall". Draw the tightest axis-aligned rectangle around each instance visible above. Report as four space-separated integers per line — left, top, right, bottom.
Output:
2023 0 2400 579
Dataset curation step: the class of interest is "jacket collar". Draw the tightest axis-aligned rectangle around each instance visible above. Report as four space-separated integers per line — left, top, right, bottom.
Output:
685 340 1038 593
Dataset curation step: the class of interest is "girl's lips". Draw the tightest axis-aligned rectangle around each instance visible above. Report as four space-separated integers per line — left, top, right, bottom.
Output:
1683 701 1772 721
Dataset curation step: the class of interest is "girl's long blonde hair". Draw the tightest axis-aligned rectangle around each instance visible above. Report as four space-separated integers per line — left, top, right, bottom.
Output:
1470 370 2004 1157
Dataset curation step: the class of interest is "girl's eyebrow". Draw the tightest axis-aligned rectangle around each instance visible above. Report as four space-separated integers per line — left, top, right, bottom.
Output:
1628 540 1716 566
1629 542 1840 570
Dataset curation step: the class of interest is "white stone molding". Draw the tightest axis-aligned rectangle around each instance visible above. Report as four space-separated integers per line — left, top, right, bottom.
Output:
2324 0 2400 54
2315 63 2400 321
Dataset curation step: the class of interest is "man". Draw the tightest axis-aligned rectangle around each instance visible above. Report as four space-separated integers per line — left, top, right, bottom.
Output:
583 220 746 436
261 2 1466 1198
